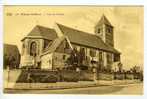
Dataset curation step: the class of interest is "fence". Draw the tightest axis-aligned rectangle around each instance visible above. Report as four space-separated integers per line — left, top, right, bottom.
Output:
5 69 143 83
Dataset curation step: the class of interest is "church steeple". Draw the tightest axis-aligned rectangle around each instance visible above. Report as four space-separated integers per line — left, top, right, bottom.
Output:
97 14 112 26
95 14 114 47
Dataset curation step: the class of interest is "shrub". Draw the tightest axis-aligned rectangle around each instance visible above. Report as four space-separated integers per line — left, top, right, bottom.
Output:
61 70 79 82
40 75 58 83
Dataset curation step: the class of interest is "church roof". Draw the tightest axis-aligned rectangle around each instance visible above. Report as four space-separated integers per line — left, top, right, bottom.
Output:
97 15 113 26
25 25 57 40
56 23 120 54
41 36 67 55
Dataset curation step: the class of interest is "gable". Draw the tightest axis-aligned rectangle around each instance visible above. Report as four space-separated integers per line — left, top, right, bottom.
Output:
41 36 72 56
55 38 72 54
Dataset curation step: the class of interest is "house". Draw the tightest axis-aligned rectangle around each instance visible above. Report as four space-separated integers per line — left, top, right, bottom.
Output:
4 44 20 69
20 15 121 70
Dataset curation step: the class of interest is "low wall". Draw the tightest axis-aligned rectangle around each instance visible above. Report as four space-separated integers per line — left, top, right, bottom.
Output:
4 69 142 85
125 73 134 80
60 70 79 82
97 72 114 80
16 69 59 83
79 71 94 81
114 73 141 80
60 70 94 82
4 69 22 88
15 69 95 83
114 73 125 80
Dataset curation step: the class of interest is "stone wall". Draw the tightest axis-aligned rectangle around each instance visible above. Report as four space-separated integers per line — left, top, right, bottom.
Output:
79 71 94 81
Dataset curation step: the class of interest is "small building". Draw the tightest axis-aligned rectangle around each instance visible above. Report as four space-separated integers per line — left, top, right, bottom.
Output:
20 15 121 70
4 44 20 69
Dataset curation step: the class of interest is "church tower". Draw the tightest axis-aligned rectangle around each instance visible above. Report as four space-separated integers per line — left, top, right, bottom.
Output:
95 15 114 47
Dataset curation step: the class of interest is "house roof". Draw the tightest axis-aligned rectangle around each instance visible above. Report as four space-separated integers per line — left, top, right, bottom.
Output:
56 23 120 54
22 25 57 41
4 44 20 55
96 15 113 26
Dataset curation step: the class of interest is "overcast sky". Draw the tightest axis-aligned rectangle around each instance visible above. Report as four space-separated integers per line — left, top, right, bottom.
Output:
4 6 144 70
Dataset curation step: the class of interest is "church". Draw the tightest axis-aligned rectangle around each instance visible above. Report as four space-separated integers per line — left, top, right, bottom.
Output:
20 15 121 71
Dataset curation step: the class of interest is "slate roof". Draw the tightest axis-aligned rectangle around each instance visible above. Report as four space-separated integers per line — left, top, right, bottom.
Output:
56 23 120 54
23 25 57 40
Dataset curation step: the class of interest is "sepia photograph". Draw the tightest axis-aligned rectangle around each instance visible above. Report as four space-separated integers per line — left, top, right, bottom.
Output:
3 5 144 95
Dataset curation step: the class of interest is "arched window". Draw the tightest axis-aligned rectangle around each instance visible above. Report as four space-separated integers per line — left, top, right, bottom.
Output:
30 42 37 56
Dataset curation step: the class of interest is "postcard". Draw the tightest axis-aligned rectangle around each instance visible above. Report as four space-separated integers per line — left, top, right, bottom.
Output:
3 5 144 95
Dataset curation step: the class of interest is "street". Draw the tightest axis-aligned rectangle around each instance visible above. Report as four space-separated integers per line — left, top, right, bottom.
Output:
4 83 143 95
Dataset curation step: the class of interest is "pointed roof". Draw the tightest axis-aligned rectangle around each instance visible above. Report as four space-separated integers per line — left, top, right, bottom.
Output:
97 15 113 26
23 25 57 40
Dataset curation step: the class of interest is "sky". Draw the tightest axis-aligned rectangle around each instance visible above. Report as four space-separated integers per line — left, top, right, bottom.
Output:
4 6 144 70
